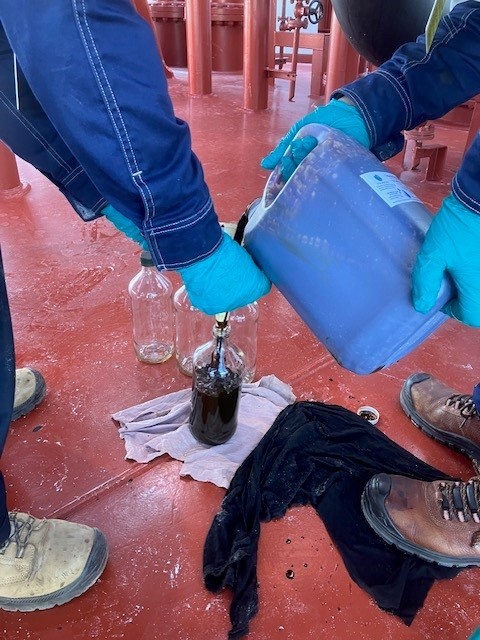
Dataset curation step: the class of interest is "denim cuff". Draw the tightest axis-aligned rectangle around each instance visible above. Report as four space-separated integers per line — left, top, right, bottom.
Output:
0 513 9 546
58 168 107 221
452 132 480 215
0 473 9 546
144 196 223 271
333 71 411 152
473 383 480 415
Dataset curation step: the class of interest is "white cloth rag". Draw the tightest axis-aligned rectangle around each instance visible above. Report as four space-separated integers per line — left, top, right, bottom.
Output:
112 375 296 488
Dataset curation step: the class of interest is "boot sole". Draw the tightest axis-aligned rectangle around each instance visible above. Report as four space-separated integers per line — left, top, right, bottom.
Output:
11 369 47 422
400 372 480 463
361 474 480 568
0 528 108 612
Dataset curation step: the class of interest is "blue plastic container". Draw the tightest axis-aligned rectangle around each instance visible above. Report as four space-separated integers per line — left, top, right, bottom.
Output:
243 123 453 375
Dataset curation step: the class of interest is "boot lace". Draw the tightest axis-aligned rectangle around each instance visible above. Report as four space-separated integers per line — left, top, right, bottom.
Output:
445 393 477 418
438 478 480 524
0 513 38 559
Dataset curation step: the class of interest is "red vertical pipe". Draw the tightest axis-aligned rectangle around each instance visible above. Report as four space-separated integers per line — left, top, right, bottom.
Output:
267 0 277 80
324 11 360 100
319 0 332 32
0 143 21 191
0 142 30 199
185 0 212 95
243 0 269 110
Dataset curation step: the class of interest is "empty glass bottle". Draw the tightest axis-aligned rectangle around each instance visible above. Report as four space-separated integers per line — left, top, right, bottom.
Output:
173 285 258 382
128 251 174 364
173 285 212 377
189 319 244 446
228 301 259 383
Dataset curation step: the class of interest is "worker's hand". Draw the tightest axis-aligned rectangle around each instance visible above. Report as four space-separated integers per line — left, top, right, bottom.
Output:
261 98 371 182
178 232 271 315
412 193 480 328
102 204 148 249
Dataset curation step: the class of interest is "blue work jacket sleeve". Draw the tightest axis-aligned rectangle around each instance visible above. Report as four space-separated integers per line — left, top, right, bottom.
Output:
333 1 480 213
0 3 223 272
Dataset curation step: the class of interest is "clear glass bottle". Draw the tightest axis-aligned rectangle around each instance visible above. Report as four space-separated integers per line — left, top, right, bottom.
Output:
189 319 244 446
128 250 174 364
173 285 212 377
173 285 258 382
228 301 259 383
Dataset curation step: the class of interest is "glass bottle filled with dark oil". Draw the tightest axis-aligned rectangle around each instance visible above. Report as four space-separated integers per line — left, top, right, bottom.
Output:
189 316 244 446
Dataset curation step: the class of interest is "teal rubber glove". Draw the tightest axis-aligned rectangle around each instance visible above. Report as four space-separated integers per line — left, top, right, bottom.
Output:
261 98 371 181
412 193 480 328
178 232 271 315
102 204 148 249
469 627 480 640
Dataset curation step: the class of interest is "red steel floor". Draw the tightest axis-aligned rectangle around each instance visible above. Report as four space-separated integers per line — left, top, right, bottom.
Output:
1 66 480 640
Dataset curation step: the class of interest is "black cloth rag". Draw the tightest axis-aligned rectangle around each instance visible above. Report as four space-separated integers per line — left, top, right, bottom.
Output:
203 401 461 639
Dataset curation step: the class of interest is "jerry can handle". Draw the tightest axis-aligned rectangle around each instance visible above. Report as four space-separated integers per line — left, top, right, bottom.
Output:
263 123 333 208
235 198 261 243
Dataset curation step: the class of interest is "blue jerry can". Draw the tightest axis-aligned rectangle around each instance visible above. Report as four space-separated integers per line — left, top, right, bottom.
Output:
243 123 453 375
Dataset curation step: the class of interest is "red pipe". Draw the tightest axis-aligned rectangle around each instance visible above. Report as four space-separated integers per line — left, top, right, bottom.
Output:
0 143 30 199
211 2 244 72
185 0 212 95
319 0 332 32
324 11 360 100
243 0 270 110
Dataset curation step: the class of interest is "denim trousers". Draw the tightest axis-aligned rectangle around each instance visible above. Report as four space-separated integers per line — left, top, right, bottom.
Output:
0 0 221 270
0 250 15 543
0 0 222 541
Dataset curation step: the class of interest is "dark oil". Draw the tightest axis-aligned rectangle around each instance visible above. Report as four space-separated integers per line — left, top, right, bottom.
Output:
189 365 242 446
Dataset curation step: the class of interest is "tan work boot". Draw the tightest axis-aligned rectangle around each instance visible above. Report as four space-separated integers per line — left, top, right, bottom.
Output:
12 368 47 422
400 372 480 463
362 473 480 567
0 512 108 611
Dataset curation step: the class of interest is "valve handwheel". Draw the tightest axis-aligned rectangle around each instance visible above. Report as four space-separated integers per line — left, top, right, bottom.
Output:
307 0 323 24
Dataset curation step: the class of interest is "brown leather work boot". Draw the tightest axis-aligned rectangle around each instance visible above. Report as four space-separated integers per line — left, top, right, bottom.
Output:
400 372 480 463
362 473 480 567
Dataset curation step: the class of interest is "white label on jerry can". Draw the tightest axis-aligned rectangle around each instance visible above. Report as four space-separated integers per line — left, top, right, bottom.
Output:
360 171 422 208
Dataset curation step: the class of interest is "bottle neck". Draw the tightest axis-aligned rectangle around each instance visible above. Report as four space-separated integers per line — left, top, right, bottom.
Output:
212 323 231 339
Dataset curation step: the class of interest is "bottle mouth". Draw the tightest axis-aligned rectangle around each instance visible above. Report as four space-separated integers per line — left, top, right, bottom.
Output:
213 313 230 336
215 311 229 325
213 322 231 338
140 250 154 267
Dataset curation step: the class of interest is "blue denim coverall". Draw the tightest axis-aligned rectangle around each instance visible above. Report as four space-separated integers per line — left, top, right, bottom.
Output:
337 0 480 418
337 1 480 215
0 0 225 543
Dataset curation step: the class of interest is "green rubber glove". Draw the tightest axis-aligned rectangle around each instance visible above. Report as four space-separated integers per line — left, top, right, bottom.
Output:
261 98 371 181
102 204 148 249
178 232 271 315
412 193 480 328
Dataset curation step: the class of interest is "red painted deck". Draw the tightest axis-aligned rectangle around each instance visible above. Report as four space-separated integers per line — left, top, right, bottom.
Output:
1 66 479 640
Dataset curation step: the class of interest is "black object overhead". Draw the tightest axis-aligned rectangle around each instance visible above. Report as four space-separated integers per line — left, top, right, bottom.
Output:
331 0 447 66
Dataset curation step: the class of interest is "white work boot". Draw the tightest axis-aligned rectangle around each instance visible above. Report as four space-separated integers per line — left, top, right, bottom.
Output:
12 368 46 421
0 512 108 611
